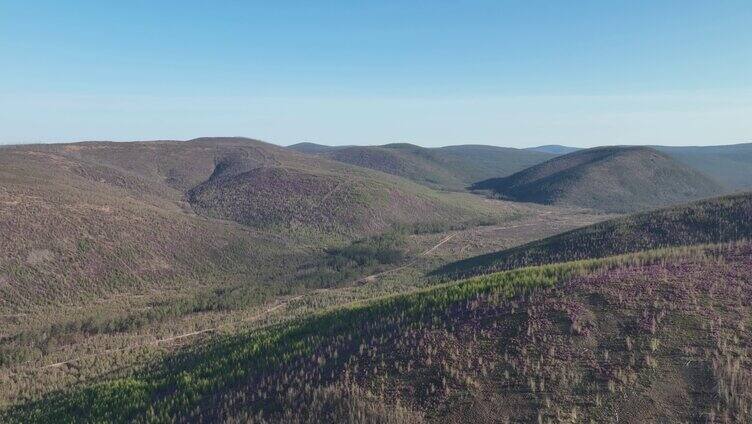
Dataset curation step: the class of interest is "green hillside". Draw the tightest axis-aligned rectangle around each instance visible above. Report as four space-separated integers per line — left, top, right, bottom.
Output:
291 142 752 193
0 142 290 312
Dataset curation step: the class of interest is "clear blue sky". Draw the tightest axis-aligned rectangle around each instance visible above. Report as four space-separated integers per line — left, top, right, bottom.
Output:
1 1 750 147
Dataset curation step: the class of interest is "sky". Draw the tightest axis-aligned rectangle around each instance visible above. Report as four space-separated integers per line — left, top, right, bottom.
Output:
1 1 750 147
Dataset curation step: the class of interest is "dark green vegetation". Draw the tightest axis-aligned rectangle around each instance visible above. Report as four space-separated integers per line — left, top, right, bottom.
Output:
472 146 724 212
295 232 406 288
655 143 752 190
434 192 752 279
289 142 555 191
4 242 750 422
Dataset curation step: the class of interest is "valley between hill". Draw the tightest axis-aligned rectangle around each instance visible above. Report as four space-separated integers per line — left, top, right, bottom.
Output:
1 137 751 423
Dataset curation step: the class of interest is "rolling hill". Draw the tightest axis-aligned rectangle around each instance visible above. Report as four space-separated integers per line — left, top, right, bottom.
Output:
471 146 724 212
525 144 581 154
655 143 752 190
433 191 752 279
3 138 750 423
292 142 752 193
0 137 514 312
289 142 555 190
6 241 750 423
0 141 286 312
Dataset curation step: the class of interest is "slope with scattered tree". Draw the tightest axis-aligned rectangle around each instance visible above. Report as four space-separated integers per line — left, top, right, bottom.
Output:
4 241 750 423
432 191 752 279
0 138 516 312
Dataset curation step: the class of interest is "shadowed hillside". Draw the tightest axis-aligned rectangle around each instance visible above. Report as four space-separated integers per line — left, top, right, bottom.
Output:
5 241 750 423
433 192 752 279
289 142 555 190
472 146 724 212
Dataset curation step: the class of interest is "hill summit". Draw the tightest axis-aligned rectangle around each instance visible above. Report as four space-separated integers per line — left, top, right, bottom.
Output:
472 146 723 212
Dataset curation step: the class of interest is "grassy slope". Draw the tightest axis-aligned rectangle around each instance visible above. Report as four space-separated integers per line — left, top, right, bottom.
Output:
289 142 555 191
655 143 752 190
433 192 752 279
0 138 516 311
472 146 725 212
4 242 750 422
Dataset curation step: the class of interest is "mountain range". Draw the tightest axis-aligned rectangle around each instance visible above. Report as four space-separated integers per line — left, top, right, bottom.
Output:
2 137 751 423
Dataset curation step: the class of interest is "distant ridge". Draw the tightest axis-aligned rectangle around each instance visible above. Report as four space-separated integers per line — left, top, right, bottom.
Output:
286 142 346 154
525 144 581 154
289 142 555 190
472 146 724 212
654 142 752 190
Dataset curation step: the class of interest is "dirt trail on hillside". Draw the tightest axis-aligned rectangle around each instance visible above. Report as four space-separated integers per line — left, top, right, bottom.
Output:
341 233 456 285
40 296 305 370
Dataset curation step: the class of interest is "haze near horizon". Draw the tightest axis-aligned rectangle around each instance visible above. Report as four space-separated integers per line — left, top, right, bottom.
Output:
1 1 750 147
